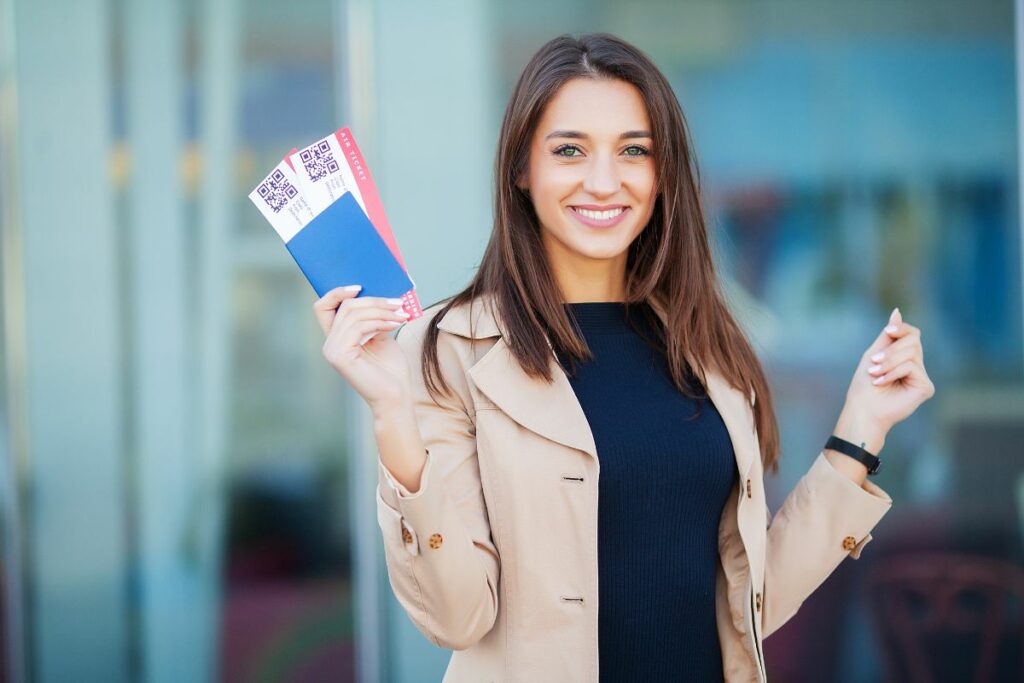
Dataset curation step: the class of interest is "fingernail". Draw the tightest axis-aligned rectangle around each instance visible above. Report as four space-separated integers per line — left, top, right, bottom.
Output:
868 364 882 373
386 298 403 306
872 375 886 384
871 352 885 362
885 324 898 334
345 285 362 292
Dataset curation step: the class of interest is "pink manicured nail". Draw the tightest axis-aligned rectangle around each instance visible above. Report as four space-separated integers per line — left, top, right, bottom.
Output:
885 325 898 334
871 352 885 362
872 375 886 384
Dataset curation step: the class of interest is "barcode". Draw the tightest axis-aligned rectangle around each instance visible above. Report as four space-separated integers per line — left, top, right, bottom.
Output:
300 140 340 182
257 170 298 213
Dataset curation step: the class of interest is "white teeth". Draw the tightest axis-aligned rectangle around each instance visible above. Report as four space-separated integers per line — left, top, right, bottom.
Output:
573 207 624 220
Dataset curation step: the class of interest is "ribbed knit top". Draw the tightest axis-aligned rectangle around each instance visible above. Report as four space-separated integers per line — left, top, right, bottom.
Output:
556 301 737 682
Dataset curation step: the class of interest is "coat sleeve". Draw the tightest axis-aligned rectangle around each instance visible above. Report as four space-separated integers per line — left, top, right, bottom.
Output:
374 318 500 650
760 449 892 638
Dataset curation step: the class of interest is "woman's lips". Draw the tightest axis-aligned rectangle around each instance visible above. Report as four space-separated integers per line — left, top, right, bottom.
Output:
566 205 630 228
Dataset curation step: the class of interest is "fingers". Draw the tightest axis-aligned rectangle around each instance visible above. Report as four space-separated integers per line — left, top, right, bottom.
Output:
866 322 930 389
870 358 918 386
868 352 914 384
883 319 919 342
337 313 406 349
330 302 408 333
866 334 923 379
859 308 935 399
865 307 918 357
326 297 409 350
313 284 363 336
313 284 408 337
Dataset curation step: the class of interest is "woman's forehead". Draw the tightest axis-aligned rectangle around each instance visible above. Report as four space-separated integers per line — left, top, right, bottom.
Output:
537 78 651 139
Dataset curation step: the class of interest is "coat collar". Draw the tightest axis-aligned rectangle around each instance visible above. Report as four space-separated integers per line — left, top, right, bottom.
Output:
436 293 760 477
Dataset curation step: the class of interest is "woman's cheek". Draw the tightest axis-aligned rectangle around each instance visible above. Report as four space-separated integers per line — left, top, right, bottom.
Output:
534 194 568 234
547 167 585 193
624 164 656 192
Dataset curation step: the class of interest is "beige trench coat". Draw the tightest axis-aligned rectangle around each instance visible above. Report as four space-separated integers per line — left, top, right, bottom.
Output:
374 294 893 682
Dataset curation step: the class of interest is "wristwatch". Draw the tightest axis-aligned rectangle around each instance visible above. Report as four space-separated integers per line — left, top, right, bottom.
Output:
824 435 882 475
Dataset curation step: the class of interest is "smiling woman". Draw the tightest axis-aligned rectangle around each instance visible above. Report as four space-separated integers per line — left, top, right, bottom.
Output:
415 33 782 465
316 31 933 683
518 78 658 295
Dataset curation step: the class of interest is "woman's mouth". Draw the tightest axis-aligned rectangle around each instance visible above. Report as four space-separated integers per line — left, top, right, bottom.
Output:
567 205 630 228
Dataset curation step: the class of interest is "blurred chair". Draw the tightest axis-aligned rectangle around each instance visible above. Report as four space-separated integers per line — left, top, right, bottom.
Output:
865 553 1024 682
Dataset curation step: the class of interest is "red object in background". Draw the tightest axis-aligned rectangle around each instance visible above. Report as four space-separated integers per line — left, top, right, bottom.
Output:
865 553 1024 682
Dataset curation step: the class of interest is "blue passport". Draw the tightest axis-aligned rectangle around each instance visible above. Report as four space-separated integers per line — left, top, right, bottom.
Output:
284 191 414 299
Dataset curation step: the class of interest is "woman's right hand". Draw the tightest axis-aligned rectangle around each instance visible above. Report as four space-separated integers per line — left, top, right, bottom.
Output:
315 285 413 412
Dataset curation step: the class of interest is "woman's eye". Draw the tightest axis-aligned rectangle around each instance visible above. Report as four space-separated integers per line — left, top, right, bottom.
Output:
552 144 649 157
553 144 583 157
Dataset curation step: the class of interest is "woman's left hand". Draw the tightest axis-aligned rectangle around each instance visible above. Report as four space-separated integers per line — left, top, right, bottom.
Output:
844 307 936 439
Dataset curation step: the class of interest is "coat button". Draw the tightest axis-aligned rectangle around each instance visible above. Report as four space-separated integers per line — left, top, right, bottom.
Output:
402 526 413 544
842 535 857 551
755 592 762 612
428 533 444 549
745 479 752 498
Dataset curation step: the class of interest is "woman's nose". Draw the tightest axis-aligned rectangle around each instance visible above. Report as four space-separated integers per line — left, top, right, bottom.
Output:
582 153 620 196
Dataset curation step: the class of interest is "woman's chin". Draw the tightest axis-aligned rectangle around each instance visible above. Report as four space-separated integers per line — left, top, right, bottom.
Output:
566 240 632 261
543 224 636 262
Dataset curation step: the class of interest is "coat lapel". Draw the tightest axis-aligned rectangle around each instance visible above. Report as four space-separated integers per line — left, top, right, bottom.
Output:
436 294 758 478
468 335 598 458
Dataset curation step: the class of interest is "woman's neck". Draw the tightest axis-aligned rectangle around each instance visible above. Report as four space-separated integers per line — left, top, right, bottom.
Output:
548 251 628 303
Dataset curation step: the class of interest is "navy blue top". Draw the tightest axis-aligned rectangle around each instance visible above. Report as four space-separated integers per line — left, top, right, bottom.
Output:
556 301 737 682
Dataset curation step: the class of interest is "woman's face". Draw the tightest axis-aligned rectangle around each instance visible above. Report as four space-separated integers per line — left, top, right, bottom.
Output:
519 77 657 273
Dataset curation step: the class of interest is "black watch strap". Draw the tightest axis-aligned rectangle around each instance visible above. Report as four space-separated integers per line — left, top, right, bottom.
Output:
824 435 882 475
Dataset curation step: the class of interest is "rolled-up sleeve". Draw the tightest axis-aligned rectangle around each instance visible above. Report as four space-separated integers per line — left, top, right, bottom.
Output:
761 449 892 638
375 318 501 651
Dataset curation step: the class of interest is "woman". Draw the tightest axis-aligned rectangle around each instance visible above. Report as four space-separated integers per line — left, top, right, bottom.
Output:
315 33 935 682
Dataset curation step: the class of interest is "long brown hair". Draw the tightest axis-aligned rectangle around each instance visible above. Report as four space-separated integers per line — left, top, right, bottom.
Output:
419 32 780 474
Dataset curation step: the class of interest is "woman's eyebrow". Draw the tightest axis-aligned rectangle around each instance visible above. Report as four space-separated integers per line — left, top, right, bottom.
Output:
544 129 653 140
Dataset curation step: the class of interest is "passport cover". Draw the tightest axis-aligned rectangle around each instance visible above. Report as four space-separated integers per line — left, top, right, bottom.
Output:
285 190 414 300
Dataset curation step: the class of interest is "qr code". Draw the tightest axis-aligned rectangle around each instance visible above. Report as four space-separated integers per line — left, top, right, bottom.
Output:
300 141 340 182
257 170 298 213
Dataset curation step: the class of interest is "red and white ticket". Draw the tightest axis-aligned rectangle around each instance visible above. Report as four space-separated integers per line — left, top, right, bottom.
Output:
301 127 422 318
253 127 423 326
289 135 367 218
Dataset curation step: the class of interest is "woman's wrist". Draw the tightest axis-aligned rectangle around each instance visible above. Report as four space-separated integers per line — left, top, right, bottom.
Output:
832 407 888 455
370 392 415 423
824 407 888 486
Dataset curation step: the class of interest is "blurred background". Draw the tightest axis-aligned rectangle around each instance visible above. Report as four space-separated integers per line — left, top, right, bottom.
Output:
1 0 1022 681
